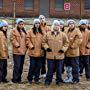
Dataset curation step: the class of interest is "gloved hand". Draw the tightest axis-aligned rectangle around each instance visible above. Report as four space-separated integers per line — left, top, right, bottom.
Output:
47 48 52 52
58 50 64 53
41 47 45 50
86 46 89 49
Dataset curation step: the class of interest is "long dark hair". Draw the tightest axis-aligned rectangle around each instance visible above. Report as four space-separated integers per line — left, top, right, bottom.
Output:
88 26 90 30
0 27 7 38
61 27 65 32
79 26 85 31
41 22 46 27
17 26 27 35
43 22 46 26
32 25 43 35
68 27 75 32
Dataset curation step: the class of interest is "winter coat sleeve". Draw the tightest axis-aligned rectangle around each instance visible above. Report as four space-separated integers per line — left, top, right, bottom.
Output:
71 29 82 49
26 30 34 49
42 34 49 50
10 30 20 48
61 33 69 52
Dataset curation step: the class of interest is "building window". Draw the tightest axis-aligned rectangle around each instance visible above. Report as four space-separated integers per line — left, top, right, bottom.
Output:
0 0 3 8
24 0 33 9
84 0 90 10
55 0 64 10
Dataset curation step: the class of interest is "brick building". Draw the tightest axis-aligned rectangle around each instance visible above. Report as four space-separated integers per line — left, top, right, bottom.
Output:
0 0 90 18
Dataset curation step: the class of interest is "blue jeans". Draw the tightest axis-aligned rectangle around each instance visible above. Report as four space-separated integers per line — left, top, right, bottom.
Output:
89 55 90 65
27 56 42 82
0 59 7 82
12 54 25 82
41 51 46 75
79 55 90 79
65 57 79 82
45 59 63 84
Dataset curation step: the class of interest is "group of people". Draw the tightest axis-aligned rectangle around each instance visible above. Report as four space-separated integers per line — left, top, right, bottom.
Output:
0 15 90 86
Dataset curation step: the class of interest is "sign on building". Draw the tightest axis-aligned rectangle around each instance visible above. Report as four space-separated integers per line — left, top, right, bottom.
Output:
64 3 71 10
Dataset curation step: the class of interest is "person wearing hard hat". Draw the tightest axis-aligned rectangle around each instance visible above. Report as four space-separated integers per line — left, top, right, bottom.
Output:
11 18 27 83
42 20 69 86
59 20 66 74
39 15 50 33
79 20 90 81
59 20 65 32
26 19 44 84
39 15 50 78
0 20 9 83
64 19 82 84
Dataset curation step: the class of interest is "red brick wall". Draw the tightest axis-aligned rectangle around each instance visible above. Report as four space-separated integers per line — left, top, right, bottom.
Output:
0 0 40 17
49 0 90 18
0 0 12 16
0 0 90 18
81 0 90 18
49 0 81 18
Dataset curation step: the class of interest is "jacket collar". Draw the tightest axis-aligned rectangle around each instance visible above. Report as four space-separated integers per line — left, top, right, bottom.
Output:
68 28 75 32
51 31 60 36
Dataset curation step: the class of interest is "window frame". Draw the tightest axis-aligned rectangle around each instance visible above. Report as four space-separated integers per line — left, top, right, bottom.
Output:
84 0 90 10
0 0 3 8
24 0 34 10
55 0 64 11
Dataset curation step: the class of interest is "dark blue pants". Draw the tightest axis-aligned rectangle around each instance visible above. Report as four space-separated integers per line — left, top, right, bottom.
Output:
45 59 63 84
12 54 25 82
89 55 90 65
65 57 79 82
27 56 42 82
0 59 7 82
53 59 65 74
41 51 46 75
62 58 66 73
79 55 90 79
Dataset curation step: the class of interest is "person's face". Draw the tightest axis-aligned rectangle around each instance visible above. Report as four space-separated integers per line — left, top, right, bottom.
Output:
40 16 45 24
35 22 40 28
18 22 24 29
53 23 60 31
80 24 86 29
3 26 8 31
68 23 75 29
